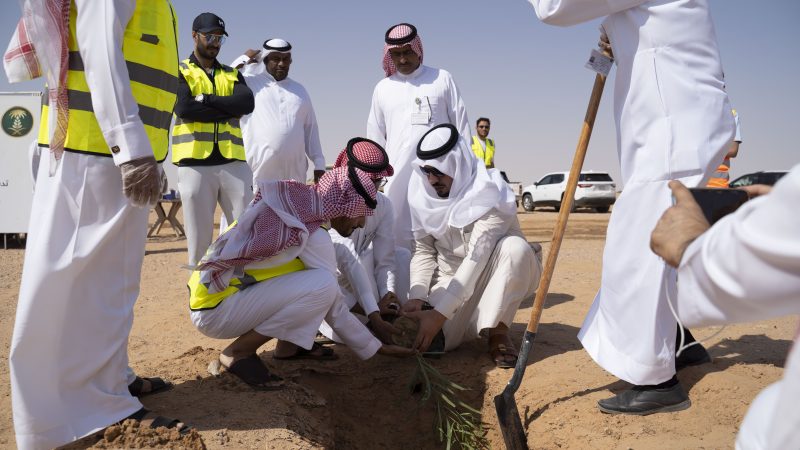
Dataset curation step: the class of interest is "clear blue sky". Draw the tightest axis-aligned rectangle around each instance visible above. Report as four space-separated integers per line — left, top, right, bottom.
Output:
2 1 798 186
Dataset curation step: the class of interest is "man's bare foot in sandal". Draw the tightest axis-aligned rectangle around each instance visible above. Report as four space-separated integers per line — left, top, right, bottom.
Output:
128 376 173 397
219 330 285 390
489 325 518 369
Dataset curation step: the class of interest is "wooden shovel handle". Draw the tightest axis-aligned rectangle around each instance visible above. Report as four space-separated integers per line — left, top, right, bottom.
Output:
526 71 608 334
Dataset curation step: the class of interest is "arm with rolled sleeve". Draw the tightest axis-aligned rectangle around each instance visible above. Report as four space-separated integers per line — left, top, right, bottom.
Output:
74 0 149 165
528 0 648 26
430 212 510 320
303 94 326 171
372 198 398 296
676 166 800 327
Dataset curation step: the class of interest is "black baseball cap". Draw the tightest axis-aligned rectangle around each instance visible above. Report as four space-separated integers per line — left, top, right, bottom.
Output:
192 12 228 36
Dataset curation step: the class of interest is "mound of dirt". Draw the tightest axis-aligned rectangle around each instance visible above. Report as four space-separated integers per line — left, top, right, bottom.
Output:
90 419 206 449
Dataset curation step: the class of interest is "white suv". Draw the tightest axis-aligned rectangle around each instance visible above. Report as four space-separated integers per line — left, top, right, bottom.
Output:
521 171 616 213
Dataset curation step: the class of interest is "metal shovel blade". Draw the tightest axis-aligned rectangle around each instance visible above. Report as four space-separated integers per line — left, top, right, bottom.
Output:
494 330 535 450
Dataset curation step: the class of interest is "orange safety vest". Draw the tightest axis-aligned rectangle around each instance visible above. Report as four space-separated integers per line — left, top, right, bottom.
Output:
706 157 731 188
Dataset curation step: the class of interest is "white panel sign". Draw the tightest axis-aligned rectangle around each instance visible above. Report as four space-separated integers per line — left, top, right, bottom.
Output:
0 92 41 234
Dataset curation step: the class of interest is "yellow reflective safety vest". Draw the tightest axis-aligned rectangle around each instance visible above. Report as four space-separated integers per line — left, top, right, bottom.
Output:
171 60 245 163
471 136 495 167
38 0 179 161
188 258 306 311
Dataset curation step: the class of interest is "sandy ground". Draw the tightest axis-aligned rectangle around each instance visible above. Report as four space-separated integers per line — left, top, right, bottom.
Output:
0 207 794 449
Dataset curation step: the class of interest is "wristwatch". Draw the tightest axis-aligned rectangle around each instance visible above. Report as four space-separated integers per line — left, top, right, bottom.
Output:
195 93 205 103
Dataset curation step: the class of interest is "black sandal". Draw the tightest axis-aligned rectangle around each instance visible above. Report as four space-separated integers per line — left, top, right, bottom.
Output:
225 354 285 390
128 376 173 397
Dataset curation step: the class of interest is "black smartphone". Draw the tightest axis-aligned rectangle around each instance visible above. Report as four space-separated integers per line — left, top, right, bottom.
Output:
688 188 749 225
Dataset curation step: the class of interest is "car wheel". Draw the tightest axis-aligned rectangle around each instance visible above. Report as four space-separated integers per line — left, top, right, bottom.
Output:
522 194 535 212
595 206 610 213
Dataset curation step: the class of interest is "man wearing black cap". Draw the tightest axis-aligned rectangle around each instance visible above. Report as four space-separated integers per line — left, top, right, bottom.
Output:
232 38 326 186
173 12 255 267
366 23 471 252
402 124 542 368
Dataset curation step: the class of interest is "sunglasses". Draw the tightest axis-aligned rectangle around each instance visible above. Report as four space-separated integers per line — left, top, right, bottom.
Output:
420 166 447 177
199 32 226 45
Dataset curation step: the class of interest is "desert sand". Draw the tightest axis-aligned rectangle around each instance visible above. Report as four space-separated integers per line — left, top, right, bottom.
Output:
0 208 793 449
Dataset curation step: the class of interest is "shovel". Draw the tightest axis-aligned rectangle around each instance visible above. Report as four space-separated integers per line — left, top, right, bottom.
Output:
494 48 612 450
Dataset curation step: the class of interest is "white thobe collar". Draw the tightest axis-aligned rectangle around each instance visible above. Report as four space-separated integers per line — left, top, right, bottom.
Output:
393 64 425 81
263 71 292 86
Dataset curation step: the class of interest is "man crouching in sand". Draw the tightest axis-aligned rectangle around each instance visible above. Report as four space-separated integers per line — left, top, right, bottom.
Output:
189 162 412 389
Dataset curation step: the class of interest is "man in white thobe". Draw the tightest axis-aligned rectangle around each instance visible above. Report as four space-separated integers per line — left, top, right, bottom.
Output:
5 1 184 448
527 0 735 413
232 38 325 184
190 166 412 389
367 23 471 251
326 138 411 343
402 124 542 367
651 168 800 449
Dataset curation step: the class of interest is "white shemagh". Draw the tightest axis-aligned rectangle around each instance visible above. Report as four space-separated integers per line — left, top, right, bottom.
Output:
408 124 516 240
239 38 291 78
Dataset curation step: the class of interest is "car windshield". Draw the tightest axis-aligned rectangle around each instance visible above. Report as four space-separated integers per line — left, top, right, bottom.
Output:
579 173 613 182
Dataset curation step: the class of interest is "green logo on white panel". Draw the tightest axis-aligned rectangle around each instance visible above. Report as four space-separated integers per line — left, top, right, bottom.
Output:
2 107 34 137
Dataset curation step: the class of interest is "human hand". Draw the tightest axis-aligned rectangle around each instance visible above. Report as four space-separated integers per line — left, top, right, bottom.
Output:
377 343 416 357
599 28 613 59
401 299 424 314
244 49 260 63
369 312 402 344
378 292 400 317
314 170 325 184
738 184 772 199
120 156 162 207
650 180 710 267
405 309 447 353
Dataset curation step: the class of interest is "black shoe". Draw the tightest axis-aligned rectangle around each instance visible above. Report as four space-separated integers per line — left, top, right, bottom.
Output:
598 379 691 415
675 325 712 371
675 343 711 371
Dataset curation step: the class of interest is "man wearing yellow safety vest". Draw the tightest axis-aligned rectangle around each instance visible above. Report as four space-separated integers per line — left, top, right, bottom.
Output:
173 13 255 266
6 1 188 447
706 109 742 188
471 117 495 168
189 163 413 389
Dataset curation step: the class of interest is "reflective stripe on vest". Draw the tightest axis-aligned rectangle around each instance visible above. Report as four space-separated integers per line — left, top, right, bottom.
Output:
38 0 179 161
706 158 731 188
471 136 495 167
188 258 306 311
171 60 245 163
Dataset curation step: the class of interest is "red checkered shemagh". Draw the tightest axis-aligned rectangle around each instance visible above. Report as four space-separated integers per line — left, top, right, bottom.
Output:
382 23 423 77
333 138 394 179
196 167 376 293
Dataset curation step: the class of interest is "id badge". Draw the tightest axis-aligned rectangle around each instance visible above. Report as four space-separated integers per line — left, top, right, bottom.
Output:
411 112 430 125
411 96 432 125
